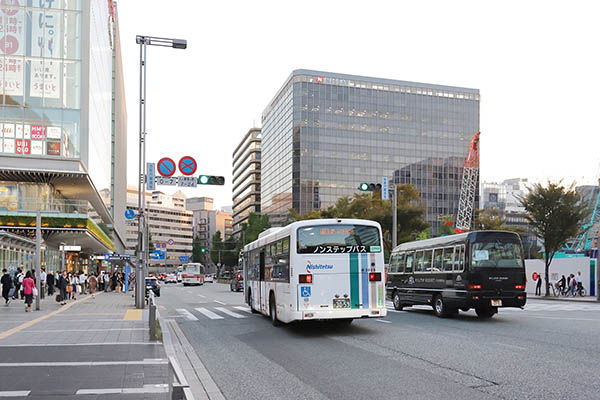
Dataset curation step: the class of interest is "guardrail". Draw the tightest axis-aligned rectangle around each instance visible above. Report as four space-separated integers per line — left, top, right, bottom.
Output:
168 355 192 399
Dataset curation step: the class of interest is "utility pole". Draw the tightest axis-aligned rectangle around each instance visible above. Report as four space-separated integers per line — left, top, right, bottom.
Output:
35 211 41 311
392 184 398 249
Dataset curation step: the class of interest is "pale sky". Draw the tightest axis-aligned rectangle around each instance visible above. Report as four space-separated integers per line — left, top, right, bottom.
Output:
118 0 600 210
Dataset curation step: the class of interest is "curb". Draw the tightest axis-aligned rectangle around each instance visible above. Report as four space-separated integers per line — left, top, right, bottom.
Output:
528 295 599 303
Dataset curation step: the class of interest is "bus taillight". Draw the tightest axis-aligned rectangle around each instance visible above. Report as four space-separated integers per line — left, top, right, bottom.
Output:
299 274 312 283
369 273 381 281
515 284 526 290
468 284 482 290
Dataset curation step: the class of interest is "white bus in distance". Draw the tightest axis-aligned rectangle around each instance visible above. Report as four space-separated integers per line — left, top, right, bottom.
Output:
242 219 387 326
181 263 205 286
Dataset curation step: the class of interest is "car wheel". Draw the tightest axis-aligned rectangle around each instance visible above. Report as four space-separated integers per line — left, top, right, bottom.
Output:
392 291 404 311
433 295 449 318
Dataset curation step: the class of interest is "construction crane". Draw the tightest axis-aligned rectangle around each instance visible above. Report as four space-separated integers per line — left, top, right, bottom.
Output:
564 179 600 252
455 131 480 233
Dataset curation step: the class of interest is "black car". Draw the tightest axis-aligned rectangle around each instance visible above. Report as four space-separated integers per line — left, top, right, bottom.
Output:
230 273 243 292
145 277 161 297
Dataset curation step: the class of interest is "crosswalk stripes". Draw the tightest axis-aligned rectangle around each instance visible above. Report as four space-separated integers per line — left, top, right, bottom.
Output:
176 309 198 321
214 307 246 319
233 306 252 314
194 308 224 320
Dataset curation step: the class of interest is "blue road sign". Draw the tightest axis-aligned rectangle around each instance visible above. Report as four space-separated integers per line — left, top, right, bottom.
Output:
147 162 156 190
157 157 176 177
152 250 165 260
300 286 311 297
179 256 189 262
124 209 135 220
104 253 131 262
178 156 197 176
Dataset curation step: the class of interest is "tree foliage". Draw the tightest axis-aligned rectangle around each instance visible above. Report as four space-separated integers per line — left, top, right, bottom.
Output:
210 231 224 265
240 213 271 245
438 215 455 236
520 181 589 296
474 208 507 231
288 184 429 256
191 235 204 263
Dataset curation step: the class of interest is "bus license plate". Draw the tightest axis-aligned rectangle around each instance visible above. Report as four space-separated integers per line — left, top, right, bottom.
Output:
333 298 350 309
491 299 502 307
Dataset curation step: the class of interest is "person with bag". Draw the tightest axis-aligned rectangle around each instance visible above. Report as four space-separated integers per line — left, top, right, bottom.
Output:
13 268 23 300
88 273 97 298
1 269 12 305
58 271 68 305
23 271 35 312
69 273 77 301
47 270 55 296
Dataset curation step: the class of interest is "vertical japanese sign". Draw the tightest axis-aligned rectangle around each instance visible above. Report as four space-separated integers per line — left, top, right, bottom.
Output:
30 59 59 98
30 2 61 99
0 1 25 96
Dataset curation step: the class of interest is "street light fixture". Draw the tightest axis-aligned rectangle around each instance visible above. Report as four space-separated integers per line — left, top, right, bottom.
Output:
135 35 187 309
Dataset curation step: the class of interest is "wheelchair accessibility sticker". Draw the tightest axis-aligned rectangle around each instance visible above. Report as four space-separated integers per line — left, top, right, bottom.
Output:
300 286 311 297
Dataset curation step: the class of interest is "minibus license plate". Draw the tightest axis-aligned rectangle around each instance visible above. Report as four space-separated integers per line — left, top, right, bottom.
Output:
491 299 502 307
333 299 350 309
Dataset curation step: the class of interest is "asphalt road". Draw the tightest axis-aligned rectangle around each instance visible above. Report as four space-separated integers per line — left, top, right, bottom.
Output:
157 282 600 400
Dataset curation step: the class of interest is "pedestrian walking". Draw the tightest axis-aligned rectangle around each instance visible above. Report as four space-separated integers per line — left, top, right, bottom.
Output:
558 275 566 295
47 270 55 296
79 271 87 294
570 274 577 296
1 269 12 305
535 273 543 296
13 268 23 300
40 266 46 299
88 273 97 298
104 272 109 292
22 271 35 312
69 273 77 301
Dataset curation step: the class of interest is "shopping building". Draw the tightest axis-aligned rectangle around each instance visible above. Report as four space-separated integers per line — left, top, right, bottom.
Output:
261 69 480 233
0 1 127 273
125 187 193 269
232 127 261 237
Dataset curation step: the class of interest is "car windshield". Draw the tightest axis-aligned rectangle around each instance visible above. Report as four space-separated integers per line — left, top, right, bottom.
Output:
471 241 523 268
145 278 156 285
297 224 381 254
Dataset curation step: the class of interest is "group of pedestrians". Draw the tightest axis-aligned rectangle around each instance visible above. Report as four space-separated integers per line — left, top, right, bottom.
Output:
1 268 38 312
534 271 585 296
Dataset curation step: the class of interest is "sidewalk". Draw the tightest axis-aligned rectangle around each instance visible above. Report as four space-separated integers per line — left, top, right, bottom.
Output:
528 293 599 302
0 290 170 399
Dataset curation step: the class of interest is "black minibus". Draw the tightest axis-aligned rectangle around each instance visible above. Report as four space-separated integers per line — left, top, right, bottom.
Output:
386 231 527 318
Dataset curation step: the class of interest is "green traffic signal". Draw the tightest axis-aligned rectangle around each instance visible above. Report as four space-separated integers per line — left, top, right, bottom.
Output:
358 183 382 192
198 175 225 185
359 183 370 191
200 248 207 253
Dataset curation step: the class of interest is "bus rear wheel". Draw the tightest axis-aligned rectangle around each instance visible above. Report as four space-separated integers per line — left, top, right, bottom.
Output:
269 293 280 326
392 291 404 311
433 295 449 318
475 307 497 319
248 290 259 314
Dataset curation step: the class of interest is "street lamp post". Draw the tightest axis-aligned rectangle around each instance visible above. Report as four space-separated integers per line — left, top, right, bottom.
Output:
135 35 187 309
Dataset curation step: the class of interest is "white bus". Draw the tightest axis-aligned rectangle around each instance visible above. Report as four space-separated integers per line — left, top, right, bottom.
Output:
181 263 205 286
242 219 387 326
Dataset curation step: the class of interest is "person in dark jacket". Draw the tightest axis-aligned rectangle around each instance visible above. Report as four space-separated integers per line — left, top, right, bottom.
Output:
47 270 55 296
1 269 12 305
535 273 543 296
57 271 68 305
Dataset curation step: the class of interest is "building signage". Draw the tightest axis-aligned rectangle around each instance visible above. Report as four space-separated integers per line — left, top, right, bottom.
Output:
382 176 389 200
147 162 156 190
0 5 25 96
179 256 189 262
104 253 131 262
60 245 81 252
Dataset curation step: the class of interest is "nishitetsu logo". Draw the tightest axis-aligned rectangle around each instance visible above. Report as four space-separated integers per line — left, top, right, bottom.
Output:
306 260 334 273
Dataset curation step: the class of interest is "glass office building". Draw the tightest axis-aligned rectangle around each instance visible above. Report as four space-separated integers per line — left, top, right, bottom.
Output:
0 0 127 271
261 70 479 233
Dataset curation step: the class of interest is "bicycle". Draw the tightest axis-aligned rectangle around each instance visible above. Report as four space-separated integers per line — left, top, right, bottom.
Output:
576 285 587 297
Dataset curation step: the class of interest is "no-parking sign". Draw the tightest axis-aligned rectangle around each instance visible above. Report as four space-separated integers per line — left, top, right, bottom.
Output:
157 157 176 177
178 156 197 176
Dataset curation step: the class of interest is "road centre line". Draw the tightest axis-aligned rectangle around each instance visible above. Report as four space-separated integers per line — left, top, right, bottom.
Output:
375 319 391 324
176 309 198 321
0 391 30 397
494 342 527 351
0 359 168 367
527 316 600 321
213 300 227 305
195 308 224 320
197 294 206 298
214 307 246 319
76 384 168 395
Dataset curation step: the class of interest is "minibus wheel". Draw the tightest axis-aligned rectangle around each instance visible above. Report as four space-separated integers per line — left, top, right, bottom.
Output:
433 295 449 318
392 291 404 310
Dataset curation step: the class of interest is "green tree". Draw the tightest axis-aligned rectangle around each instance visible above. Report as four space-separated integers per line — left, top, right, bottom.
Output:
210 231 224 265
438 215 456 236
520 181 589 296
240 213 271 245
288 184 429 256
191 236 205 263
474 208 507 230
222 236 239 267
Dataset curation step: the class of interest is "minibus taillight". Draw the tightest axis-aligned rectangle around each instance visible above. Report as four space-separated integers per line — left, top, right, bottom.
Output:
369 273 381 281
237 274 242 280
468 284 482 290
299 274 312 284
515 284 526 290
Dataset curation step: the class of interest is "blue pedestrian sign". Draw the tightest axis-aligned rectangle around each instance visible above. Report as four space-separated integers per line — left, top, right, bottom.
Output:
300 286 311 297
124 209 135 220
179 256 189 262
152 250 165 260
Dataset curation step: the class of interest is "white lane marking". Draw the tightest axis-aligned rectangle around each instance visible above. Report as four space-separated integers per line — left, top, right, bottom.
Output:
197 294 206 298
77 384 168 395
159 305 166 310
0 359 168 367
0 391 31 397
528 316 600 321
494 342 527 351
385 307 403 313
375 319 391 324
233 306 252 314
176 309 198 321
195 307 224 320
214 300 227 305
215 307 246 319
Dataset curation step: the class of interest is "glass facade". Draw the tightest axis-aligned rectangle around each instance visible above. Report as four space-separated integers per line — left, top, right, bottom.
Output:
0 0 83 159
261 70 480 233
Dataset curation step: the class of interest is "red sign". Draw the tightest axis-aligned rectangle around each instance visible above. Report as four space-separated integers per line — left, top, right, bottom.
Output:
31 125 45 140
178 156 197 176
532 272 539 281
157 157 176 177
316 75 323 84
46 141 60 156
15 139 30 154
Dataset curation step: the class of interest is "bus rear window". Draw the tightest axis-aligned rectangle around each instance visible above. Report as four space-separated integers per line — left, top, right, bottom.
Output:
297 224 381 254
472 241 523 268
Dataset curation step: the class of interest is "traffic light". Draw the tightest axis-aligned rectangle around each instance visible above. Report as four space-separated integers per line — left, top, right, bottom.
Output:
198 175 225 185
358 183 382 192
200 248 207 253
